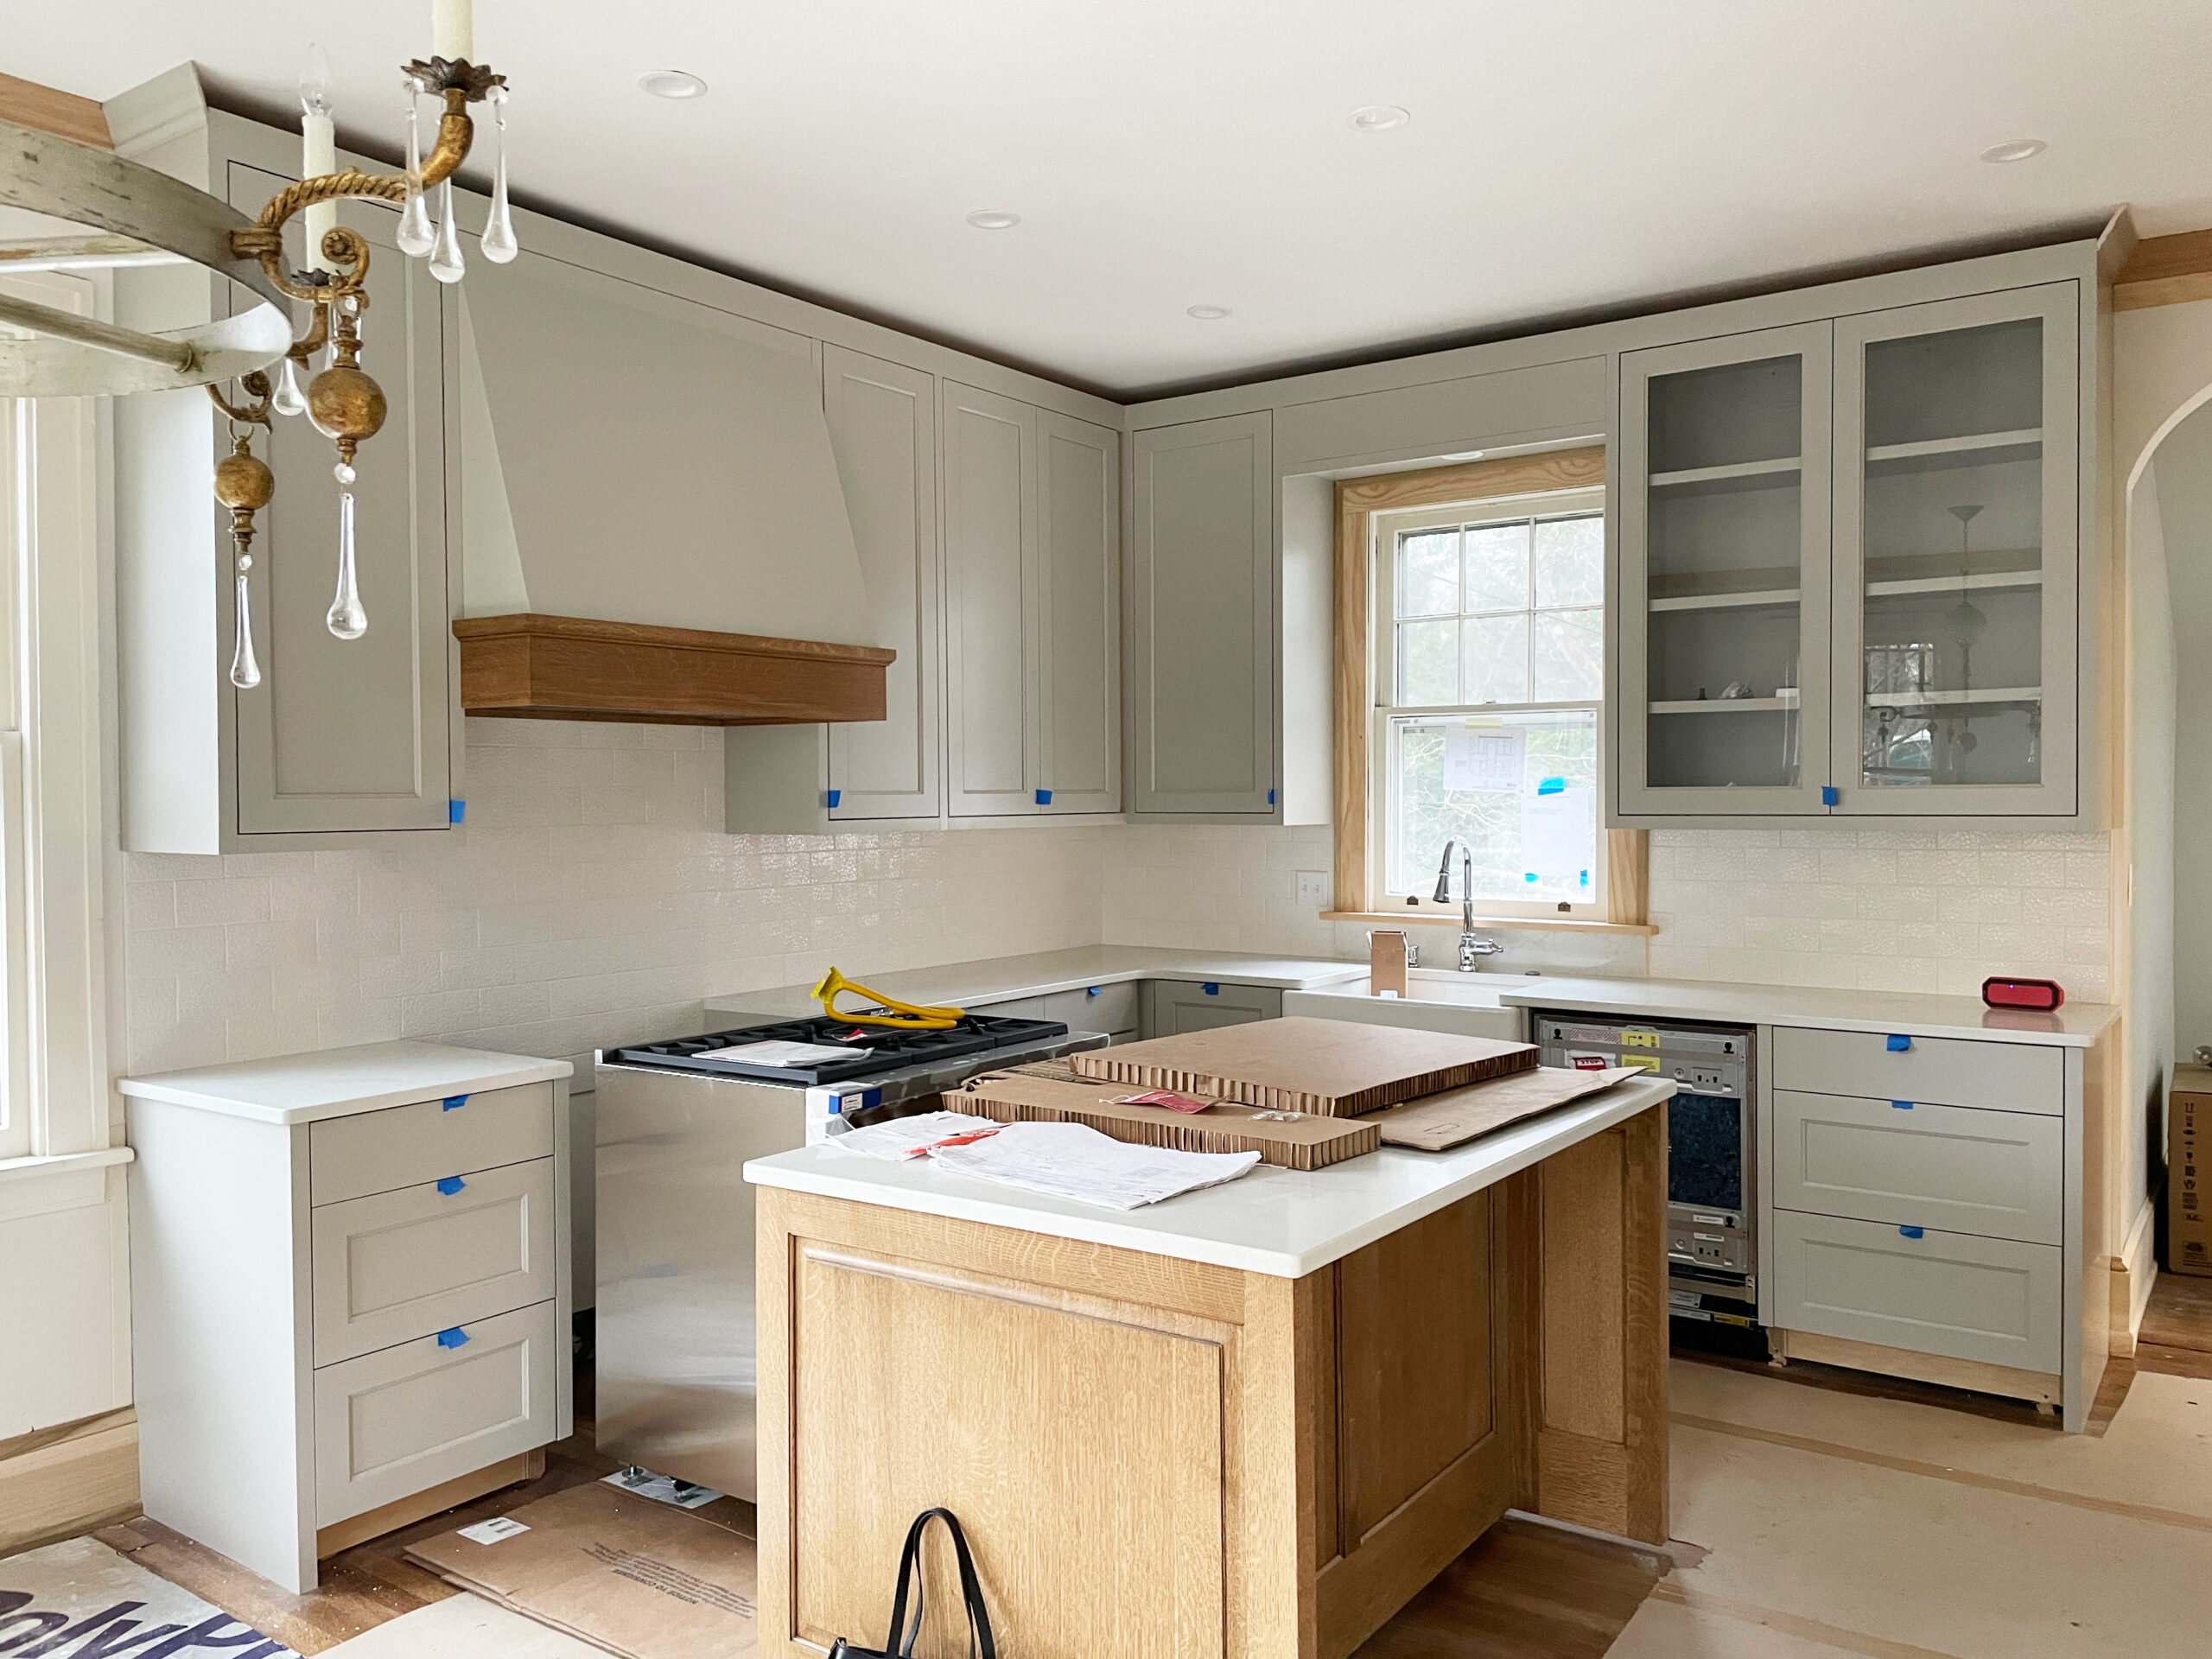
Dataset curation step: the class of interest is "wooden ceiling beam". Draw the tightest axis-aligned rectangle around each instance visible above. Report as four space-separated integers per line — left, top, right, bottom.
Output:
0 73 111 151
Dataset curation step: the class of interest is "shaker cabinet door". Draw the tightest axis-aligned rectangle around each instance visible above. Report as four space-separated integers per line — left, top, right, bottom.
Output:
942 383 1039 817
1615 322 1834 818
1036 411 1121 814
823 348 941 821
1129 412 1275 815
1828 283 2080 817
226 163 454 835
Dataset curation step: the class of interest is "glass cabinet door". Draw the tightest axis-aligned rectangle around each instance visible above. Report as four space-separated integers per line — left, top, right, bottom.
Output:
1617 323 1834 815
1830 285 2077 815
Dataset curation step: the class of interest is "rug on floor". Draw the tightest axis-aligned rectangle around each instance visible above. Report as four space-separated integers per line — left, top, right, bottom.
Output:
0 1535 299 1657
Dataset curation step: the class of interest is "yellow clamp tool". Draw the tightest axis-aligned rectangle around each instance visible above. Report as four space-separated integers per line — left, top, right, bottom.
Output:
812 966 967 1031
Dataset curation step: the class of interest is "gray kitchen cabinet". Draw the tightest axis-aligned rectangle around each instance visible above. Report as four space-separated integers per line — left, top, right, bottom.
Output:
1613 258 2092 825
1128 412 1276 816
942 383 1121 818
823 347 942 821
1141 980 1281 1038
113 102 458 850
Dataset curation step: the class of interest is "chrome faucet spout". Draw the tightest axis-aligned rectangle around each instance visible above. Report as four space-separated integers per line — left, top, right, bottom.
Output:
1433 838 1503 971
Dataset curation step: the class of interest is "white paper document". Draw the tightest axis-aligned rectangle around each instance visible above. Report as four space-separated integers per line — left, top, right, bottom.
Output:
929 1121 1262 1210
832 1109 1004 1160
1520 785 1596 890
1444 723 1523 793
697 1039 871 1066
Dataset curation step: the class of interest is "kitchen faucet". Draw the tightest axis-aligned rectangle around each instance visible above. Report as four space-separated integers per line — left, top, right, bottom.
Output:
1433 840 1504 973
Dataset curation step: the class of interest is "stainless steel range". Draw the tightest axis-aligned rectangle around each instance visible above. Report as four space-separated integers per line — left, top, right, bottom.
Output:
594 1012 1106 1499
1535 1012 1759 1328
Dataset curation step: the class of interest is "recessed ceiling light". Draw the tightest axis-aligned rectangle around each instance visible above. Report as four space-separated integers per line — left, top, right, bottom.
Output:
1187 305 1231 321
1980 138 2046 163
1349 105 1411 133
638 70 709 100
965 210 1020 230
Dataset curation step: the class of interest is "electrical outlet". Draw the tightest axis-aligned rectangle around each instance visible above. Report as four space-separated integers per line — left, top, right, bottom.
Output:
1295 870 1330 907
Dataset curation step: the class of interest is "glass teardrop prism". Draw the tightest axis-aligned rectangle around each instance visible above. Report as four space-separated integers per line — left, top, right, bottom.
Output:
482 143 518 264
428 181 466 283
271 354 307 417
229 565 262 689
397 89 435 257
327 490 368 639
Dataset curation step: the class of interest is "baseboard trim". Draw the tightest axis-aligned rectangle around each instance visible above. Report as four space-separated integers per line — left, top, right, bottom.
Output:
1770 1329 2060 1405
0 1408 139 1560
2112 1202 2158 1356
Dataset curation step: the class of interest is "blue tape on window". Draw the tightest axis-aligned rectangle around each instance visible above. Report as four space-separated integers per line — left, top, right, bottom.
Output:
1892 1099 1914 1110
1821 785 1840 807
1580 869 1590 887
448 799 466 824
1536 777 1566 796
1202 982 1220 995
1886 1033 1911 1052
1898 1225 1925 1240
825 789 842 809
435 1176 465 1196
442 1094 468 1111
1525 872 1538 882
1035 788 1052 805
437 1326 469 1349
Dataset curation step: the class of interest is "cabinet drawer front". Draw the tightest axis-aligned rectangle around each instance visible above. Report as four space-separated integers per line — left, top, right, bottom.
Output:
312 1159 557 1366
1043 982 1139 1037
1771 1027 2059 1114
1773 1091 2062 1243
1771 1211 2062 1374
314 1300 557 1526
310 1083 555 1205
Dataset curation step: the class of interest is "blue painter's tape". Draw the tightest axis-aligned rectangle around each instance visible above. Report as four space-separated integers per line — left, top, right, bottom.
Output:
1035 788 1052 805
1202 982 1220 995
1087 986 1103 997
1821 785 1840 807
1580 869 1590 887
1892 1100 1915 1110
1536 777 1566 796
442 1094 468 1111
1525 872 1538 882
1268 787 1277 806
448 799 466 824
1898 1225 1925 1240
1886 1033 1912 1052
436 1176 466 1196
825 789 842 809
437 1326 469 1349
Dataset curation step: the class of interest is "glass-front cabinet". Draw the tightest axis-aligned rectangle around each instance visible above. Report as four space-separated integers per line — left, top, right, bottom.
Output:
1617 323 1834 815
1615 280 2080 821
1831 285 2077 815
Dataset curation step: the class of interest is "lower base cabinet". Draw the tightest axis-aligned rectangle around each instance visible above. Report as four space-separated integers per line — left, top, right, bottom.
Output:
1142 980 1282 1038
755 1108 1668 1659
123 1043 574 1592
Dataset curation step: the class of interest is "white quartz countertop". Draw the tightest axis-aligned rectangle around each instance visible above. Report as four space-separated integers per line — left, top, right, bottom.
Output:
1496 975 2118 1048
746 1073 1674 1277
705 945 1368 1020
119 1040 573 1126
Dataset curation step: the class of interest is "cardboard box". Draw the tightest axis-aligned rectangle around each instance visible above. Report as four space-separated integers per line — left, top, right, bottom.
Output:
2172 1065 2212 1277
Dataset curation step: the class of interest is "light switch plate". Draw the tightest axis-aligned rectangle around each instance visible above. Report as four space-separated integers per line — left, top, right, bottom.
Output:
1295 870 1329 907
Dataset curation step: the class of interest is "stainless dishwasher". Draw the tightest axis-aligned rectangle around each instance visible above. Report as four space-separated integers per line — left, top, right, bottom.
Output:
1534 1012 1759 1327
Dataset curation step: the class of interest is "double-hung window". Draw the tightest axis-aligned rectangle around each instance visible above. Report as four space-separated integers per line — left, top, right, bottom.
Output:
1371 487 1606 916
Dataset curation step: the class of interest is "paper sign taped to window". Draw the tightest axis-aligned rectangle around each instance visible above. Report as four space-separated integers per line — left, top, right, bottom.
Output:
1444 724 1523 793
1519 785 1595 890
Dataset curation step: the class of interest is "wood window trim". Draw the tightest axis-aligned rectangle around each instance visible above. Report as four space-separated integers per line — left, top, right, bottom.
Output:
1332 446 1652 929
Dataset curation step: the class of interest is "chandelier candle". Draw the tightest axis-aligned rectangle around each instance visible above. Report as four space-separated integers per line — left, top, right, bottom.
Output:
299 47 337 262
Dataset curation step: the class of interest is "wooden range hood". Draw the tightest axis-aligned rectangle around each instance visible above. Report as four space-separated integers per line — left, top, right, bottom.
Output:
454 614 894 726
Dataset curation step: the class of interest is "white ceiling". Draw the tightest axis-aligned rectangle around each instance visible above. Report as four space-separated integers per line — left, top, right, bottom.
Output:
10 1 2212 398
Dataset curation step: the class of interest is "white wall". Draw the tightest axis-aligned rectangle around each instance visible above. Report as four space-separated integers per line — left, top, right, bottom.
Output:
2125 467 2177 1244
2150 410 2212 1056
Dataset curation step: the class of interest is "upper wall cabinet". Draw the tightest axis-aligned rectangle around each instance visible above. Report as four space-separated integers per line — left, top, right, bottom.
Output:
1613 277 2085 824
1128 412 1276 816
114 118 457 852
942 383 1120 817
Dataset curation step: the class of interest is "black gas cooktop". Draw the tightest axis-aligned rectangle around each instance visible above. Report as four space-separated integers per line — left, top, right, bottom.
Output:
607 1014 1071 1086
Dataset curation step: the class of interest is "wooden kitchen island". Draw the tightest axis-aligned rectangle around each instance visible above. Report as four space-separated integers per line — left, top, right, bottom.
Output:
745 1072 1674 1659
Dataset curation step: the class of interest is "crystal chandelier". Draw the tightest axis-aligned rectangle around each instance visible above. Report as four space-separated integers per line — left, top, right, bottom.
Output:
211 0 518 686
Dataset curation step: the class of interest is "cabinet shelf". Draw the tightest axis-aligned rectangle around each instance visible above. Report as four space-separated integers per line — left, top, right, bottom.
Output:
1648 456 1802 489
1863 686 2040 709
1649 588 1800 613
1865 569 2044 601
1865 429 2043 478
1650 693 1801 715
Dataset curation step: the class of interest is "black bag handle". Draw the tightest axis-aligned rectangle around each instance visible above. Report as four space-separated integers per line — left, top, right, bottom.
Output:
883 1509 996 1659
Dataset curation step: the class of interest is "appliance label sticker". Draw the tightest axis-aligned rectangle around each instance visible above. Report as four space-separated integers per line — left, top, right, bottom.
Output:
460 1517 530 1545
